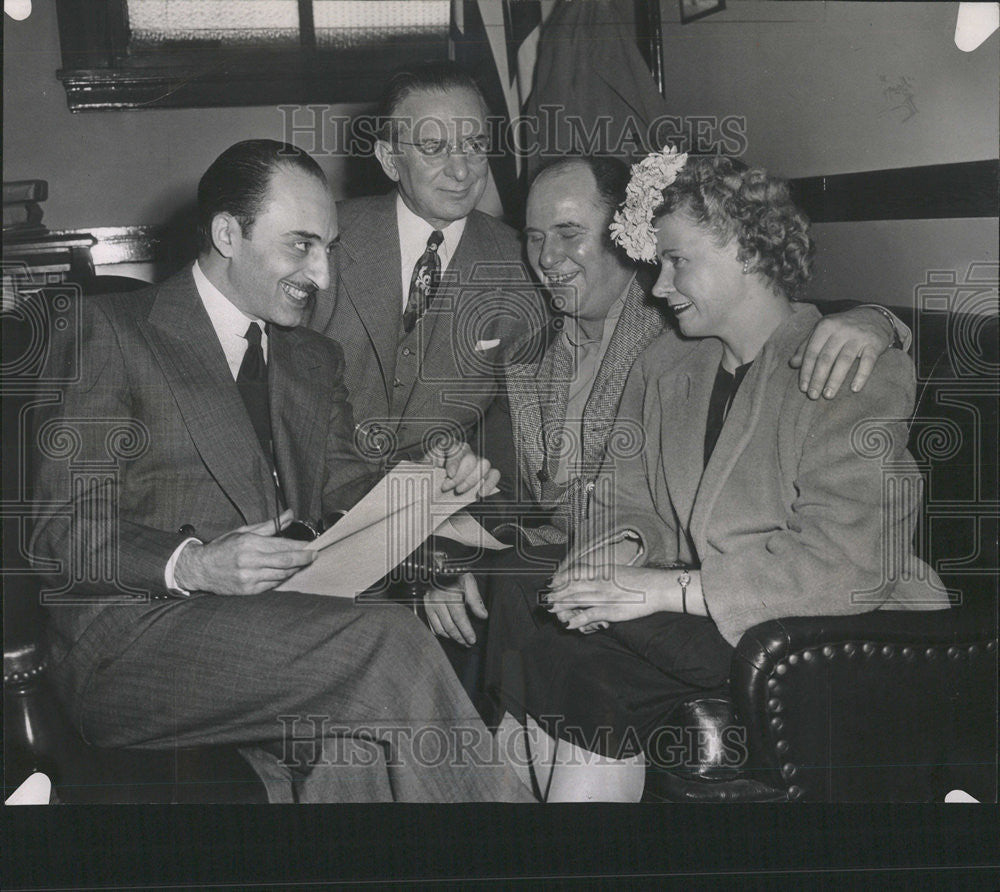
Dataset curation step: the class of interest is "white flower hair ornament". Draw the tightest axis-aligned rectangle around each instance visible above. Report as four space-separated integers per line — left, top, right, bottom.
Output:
609 146 688 263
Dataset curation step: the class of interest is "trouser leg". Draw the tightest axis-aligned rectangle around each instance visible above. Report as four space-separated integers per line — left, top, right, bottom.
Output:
421 605 491 722
57 592 534 802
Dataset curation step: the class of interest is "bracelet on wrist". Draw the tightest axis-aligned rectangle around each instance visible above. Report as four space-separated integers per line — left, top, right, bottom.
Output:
677 570 691 614
869 306 903 350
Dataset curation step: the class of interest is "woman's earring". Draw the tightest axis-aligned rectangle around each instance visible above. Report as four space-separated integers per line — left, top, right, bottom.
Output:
742 259 751 274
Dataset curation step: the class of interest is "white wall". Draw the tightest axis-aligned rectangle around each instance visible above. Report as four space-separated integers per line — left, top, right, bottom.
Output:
4 1 997 313
659 0 997 175
1 0 370 232
659 1 998 312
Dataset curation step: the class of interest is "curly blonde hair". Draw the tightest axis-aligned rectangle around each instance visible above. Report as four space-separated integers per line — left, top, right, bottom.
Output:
654 156 814 299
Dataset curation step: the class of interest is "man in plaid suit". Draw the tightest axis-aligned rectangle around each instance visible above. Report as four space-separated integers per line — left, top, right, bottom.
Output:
29 140 531 802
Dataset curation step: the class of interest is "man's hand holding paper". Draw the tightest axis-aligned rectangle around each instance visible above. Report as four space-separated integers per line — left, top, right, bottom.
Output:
425 438 501 496
277 457 502 598
172 510 317 596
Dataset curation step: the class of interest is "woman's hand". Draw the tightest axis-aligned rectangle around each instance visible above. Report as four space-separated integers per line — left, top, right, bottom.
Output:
546 563 670 630
546 561 706 632
423 573 487 646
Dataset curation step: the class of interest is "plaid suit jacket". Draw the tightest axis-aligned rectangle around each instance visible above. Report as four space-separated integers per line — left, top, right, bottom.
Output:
30 267 376 682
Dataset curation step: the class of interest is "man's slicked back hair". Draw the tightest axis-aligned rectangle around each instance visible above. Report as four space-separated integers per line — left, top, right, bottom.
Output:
196 139 326 254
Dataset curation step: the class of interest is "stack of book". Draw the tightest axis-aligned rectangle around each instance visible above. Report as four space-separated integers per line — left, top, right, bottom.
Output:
3 180 48 236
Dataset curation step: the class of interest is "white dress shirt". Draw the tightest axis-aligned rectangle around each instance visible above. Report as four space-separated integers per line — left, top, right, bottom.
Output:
396 193 466 311
165 261 265 593
191 258 267 377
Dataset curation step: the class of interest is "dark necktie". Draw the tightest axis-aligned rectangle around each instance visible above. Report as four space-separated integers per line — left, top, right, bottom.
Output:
236 322 273 455
402 229 444 333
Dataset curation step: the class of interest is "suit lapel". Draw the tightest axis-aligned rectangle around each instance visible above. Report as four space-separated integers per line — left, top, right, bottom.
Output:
505 360 546 503
142 270 272 524
269 326 328 519
503 321 568 502
581 277 666 467
688 306 820 552
687 357 763 550
654 338 721 533
336 193 401 408
535 338 574 498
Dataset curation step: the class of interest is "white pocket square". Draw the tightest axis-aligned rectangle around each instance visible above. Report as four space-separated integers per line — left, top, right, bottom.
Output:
474 338 501 352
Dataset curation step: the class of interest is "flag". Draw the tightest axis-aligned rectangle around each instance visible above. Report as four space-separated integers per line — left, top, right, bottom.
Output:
451 0 555 223
524 0 671 177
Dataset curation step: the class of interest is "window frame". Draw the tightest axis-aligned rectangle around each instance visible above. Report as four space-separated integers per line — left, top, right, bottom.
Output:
55 0 450 112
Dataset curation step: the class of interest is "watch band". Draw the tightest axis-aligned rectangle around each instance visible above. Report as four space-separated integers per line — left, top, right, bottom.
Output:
677 570 692 614
869 305 904 350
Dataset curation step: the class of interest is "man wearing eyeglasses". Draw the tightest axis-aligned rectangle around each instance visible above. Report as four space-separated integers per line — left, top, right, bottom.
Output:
309 61 544 467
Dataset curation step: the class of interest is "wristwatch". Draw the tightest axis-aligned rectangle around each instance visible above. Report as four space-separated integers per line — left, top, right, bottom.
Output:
869 305 904 350
677 570 692 614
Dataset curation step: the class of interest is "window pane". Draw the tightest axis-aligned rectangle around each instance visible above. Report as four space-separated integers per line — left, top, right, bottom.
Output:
128 0 301 47
313 0 449 49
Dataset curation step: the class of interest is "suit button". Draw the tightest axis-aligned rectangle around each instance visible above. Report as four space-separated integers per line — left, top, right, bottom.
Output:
402 347 412 356
393 378 403 387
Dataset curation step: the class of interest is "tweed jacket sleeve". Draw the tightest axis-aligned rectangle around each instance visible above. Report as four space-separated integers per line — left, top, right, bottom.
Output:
579 343 683 565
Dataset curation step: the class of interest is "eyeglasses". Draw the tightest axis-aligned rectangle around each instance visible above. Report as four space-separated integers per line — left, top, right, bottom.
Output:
394 136 491 162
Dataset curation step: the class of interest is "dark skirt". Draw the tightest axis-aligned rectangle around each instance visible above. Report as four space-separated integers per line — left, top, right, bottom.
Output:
483 545 734 760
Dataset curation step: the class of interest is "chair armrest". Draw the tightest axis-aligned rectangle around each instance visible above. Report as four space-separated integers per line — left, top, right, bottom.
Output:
730 607 997 801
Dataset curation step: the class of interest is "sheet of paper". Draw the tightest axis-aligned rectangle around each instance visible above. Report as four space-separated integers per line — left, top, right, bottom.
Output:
278 461 495 598
433 510 510 551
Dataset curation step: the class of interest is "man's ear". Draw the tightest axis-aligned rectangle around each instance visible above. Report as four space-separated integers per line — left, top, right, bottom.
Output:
374 140 401 182
211 212 240 259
